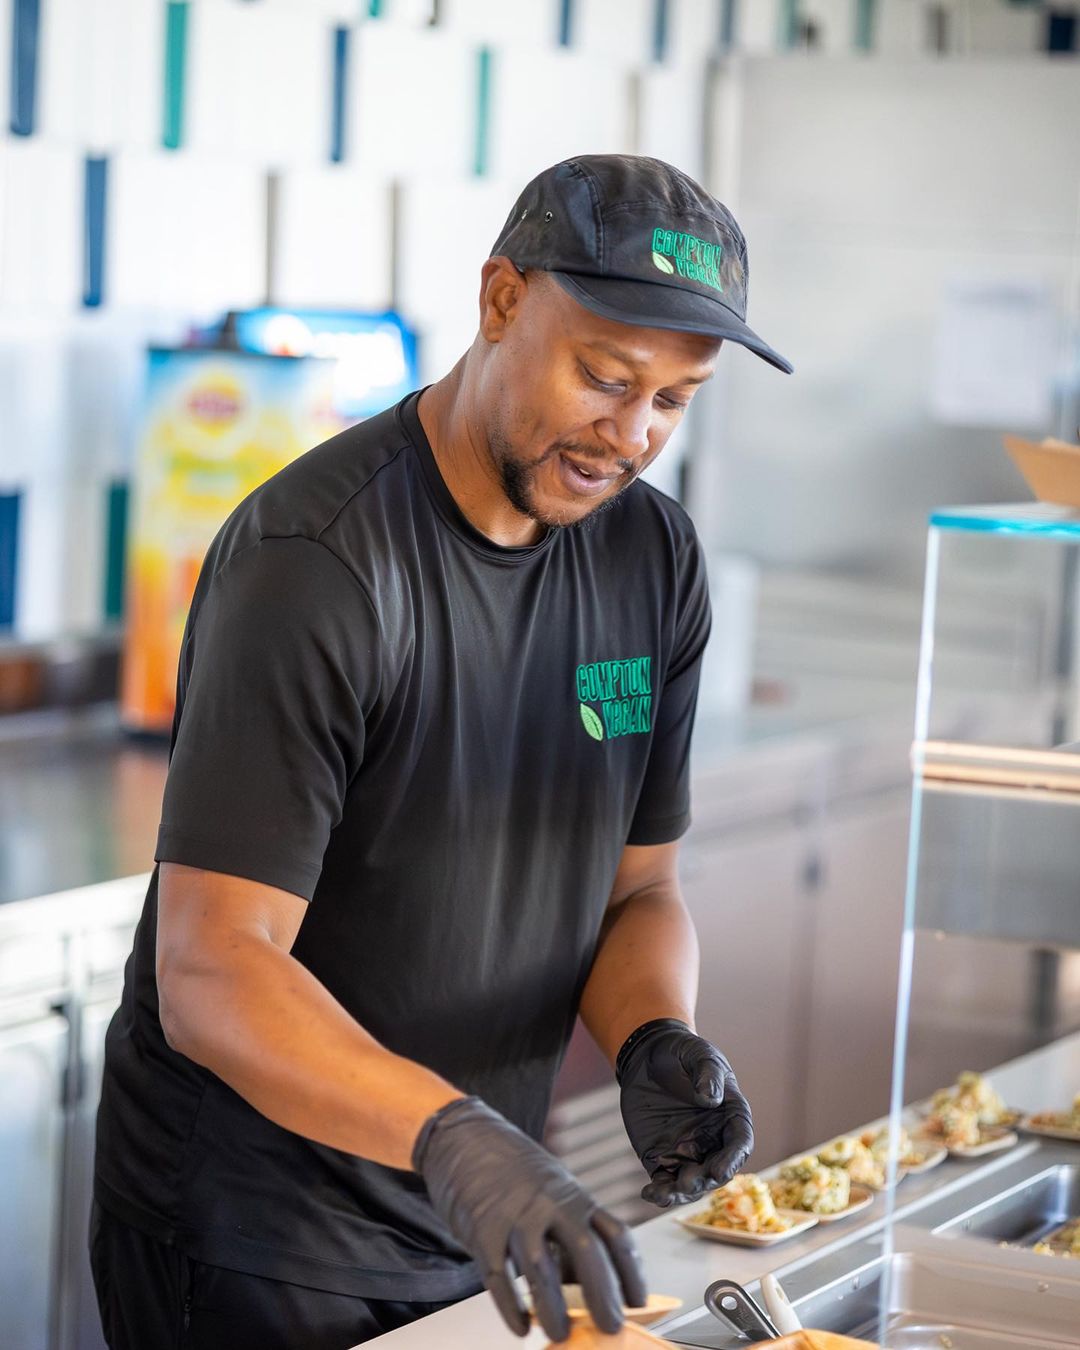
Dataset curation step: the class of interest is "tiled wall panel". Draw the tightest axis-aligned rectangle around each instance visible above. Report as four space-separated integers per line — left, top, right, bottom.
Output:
348 24 474 177
0 142 82 309
39 0 164 151
396 175 516 382
107 150 266 314
486 46 632 186
271 167 393 310
186 0 332 165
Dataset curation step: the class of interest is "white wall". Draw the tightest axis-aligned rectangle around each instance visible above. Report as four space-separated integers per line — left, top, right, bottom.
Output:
695 55 1080 578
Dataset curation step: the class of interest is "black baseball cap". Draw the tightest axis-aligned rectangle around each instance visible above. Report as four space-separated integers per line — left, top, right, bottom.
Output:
490 154 793 375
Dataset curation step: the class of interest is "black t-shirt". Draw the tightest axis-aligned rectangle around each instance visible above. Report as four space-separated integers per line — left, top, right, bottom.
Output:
95 391 710 1300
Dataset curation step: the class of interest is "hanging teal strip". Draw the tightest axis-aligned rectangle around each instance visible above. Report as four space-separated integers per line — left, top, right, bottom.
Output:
330 26 349 162
474 46 492 178
778 0 799 49
854 0 876 50
104 481 129 622
368 0 383 16
83 156 108 308
163 1 189 150
10 0 41 136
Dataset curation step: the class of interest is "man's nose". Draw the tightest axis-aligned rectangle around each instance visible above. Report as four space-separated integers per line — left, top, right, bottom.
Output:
597 398 653 461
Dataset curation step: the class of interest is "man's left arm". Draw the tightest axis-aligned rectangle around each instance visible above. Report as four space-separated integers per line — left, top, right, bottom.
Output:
578 841 755 1207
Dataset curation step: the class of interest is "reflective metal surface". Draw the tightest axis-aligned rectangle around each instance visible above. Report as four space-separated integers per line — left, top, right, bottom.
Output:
663 1141 1080 1349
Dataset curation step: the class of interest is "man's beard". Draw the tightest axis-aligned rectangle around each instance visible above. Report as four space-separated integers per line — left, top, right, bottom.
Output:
493 429 636 531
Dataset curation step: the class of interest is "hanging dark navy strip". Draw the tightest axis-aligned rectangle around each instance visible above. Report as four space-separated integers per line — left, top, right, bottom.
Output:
1047 10 1077 54
10 0 41 136
652 0 669 62
84 156 108 308
558 0 574 47
0 492 20 629
330 25 349 162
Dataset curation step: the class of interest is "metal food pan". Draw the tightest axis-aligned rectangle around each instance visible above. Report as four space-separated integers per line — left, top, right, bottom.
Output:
792 1249 1080 1348
932 1164 1080 1249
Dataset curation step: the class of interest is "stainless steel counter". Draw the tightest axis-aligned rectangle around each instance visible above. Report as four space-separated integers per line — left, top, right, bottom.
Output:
359 1032 1080 1348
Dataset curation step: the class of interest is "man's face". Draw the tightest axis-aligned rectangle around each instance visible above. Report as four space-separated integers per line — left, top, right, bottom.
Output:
477 263 721 530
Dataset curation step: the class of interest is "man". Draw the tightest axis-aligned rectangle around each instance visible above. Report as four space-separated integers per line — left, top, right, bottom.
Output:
92 155 792 1350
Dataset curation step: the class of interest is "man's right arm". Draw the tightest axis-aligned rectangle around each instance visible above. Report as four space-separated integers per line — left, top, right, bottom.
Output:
155 862 647 1340
156 861 463 1169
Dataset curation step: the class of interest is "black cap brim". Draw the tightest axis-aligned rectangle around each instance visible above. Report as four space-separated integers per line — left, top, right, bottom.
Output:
551 271 794 374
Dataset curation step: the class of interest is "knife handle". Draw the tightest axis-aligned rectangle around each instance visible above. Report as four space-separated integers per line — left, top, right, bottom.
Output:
704 1279 782 1342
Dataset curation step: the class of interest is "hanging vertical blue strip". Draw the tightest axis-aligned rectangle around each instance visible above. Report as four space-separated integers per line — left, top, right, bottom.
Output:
330 26 349 163
84 156 108 309
10 0 41 136
474 46 492 178
0 493 19 630
558 0 573 47
719 0 737 51
652 0 669 62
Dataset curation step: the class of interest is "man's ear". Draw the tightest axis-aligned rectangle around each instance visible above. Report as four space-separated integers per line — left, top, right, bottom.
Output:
478 257 528 343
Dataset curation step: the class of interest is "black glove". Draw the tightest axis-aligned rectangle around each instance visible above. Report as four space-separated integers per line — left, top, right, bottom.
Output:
413 1096 646 1342
616 1017 754 1208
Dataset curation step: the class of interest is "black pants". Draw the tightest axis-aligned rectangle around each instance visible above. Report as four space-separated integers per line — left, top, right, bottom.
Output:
89 1203 457 1350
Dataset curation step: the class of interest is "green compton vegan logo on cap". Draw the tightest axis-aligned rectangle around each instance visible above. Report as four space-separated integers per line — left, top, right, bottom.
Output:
650 227 724 293
577 656 653 742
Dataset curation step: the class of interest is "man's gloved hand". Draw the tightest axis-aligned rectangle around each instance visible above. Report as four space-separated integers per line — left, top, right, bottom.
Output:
413 1096 646 1342
616 1018 754 1208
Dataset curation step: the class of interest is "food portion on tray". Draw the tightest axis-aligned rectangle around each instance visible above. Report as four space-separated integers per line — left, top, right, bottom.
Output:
692 1174 795 1233
816 1126 944 1188
1034 1218 1080 1260
859 1124 946 1174
819 1135 889 1190
1023 1091 1080 1141
918 1070 1021 1155
768 1155 872 1221
676 1174 818 1245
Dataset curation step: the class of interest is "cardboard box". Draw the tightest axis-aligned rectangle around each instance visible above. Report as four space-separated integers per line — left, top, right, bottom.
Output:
1004 433 1080 508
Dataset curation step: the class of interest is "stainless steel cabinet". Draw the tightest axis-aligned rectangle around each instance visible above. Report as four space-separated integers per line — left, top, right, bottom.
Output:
0 1008 68 1350
681 786 911 1165
802 791 909 1145
0 880 143 1350
65 994 118 1350
680 820 817 1167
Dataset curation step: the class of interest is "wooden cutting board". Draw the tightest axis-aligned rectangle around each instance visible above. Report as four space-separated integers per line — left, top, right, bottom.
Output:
550 1325 878 1348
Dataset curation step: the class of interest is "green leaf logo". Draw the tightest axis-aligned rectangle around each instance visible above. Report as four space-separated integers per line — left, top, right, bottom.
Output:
652 250 675 275
580 703 604 741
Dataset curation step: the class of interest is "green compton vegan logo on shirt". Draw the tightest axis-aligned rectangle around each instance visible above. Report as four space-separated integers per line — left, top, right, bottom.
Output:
577 656 653 742
650 227 724 293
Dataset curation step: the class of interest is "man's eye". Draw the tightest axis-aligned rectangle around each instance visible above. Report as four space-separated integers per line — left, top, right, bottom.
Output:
657 395 688 412
582 365 624 394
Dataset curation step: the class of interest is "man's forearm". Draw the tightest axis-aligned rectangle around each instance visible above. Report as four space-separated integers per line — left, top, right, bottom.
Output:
577 885 700 1066
160 933 462 1170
